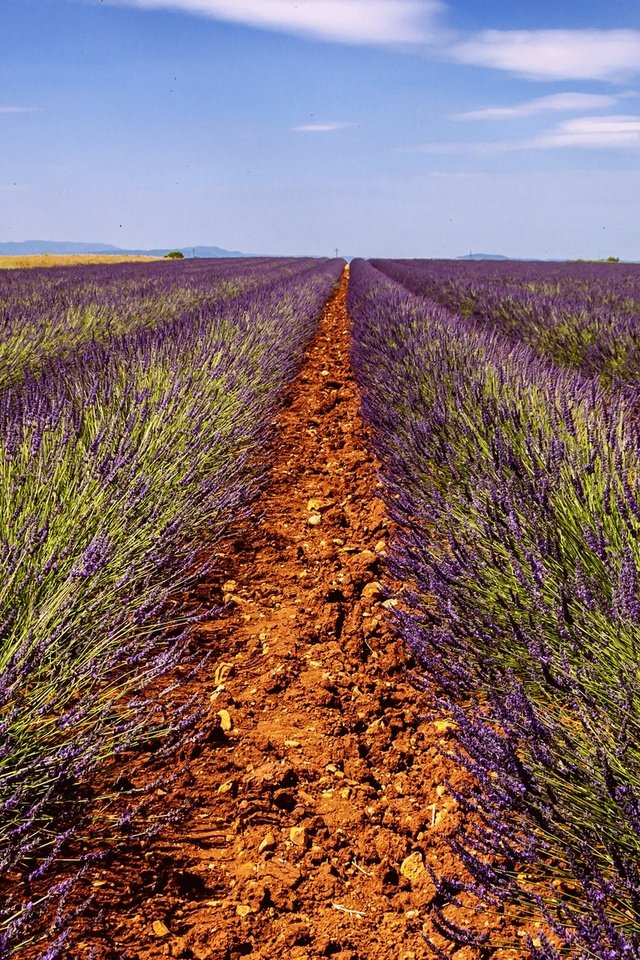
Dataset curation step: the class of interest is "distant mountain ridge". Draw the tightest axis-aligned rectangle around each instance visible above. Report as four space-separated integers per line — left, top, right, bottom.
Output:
456 253 510 261
0 240 246 258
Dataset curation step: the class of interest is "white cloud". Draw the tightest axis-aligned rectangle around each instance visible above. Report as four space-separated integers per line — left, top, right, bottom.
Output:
452 92 622 121
0 107 37 114
293 121 351 132
404 114 640 155
109 0 443 45
531 114 640 148
451 29 640 82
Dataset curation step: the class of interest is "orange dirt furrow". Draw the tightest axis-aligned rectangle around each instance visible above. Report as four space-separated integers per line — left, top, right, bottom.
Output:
73 269 524 960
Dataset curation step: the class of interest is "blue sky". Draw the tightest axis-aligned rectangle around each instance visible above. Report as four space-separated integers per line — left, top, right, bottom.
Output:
2 0 640 258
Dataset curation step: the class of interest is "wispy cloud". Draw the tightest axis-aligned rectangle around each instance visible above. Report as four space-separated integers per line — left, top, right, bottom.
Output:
404 114 640 154
0 107 37 115
531 114 640 149
293 121 351 133
452 92 624 122
451 29 640 82
108 0 443 46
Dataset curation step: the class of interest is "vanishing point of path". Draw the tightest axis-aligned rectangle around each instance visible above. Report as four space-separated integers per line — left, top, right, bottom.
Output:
74 270 524 960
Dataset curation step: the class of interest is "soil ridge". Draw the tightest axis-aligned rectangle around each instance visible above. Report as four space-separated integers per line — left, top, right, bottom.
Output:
72 269 517 960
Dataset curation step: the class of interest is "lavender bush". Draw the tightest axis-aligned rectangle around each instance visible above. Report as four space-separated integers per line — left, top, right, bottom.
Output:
372 258 640 389
349 259 640 959
0 256 316 390
0 257 342 956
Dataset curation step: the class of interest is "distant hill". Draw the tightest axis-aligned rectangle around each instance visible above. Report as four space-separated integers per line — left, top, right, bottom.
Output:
456 253 510 261
0 240 246 258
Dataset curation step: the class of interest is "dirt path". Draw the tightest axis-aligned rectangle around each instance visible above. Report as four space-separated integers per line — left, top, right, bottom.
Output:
76 270 523 960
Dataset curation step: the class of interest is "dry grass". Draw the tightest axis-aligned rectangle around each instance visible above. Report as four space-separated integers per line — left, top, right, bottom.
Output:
0 254 159 270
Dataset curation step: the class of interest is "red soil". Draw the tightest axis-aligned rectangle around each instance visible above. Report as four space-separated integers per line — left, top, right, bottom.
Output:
69 270 529 960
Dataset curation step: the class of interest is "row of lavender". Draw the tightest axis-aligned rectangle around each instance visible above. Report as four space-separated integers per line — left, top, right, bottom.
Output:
0 257 343 956
372 258 640 389
0 256 314 390
349 259 640 959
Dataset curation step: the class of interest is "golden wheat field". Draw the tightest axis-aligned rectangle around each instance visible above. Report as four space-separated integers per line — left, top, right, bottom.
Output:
0 254 158 269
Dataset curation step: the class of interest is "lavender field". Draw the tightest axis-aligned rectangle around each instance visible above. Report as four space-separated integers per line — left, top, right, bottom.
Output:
350 258 640 959
3 254 640 960
0 256 342 955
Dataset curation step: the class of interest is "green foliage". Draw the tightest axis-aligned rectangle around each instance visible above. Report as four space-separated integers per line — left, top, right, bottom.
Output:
164 250 185 259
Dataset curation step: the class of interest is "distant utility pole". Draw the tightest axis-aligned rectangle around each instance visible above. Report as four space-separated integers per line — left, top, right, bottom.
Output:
335 248 339 258
192 248 196 259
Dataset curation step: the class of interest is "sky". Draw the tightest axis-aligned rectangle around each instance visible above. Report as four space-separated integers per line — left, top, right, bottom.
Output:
2 0 640 259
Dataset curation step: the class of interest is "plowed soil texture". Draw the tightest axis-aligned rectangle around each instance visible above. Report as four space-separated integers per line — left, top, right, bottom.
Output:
68 270 531 960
